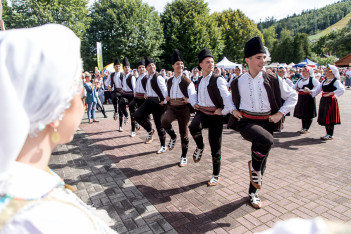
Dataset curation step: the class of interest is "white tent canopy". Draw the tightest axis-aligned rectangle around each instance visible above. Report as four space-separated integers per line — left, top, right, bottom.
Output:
216 57 242 69
265 62 280 68
287 62 295 69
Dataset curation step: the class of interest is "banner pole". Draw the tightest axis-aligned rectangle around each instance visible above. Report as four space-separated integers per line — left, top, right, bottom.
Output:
0 1 5 31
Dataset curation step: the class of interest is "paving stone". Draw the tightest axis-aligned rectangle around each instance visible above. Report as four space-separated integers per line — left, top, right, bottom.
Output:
51 91 351 233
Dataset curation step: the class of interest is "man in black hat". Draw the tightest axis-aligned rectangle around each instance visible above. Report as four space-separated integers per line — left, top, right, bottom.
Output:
188 48 234 186
161 49 197 167
228 36 297 209
134 56 168 154
128 58 148 137
109 58 123 120
118 57 136 135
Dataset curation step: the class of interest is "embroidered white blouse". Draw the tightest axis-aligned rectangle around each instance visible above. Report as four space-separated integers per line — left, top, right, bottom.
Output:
0 162 115 234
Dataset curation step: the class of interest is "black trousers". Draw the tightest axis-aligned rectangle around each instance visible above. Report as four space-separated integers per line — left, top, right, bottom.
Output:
189 111 223 176
119 94 134 130
111 91 121 113
235 118 274 194
134 98 166 146
162 105 191 158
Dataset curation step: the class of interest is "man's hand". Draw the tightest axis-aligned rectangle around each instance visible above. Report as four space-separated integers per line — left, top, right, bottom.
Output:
165 97 170 101
182 97 188 104
232 110 242 121
214 108 222 115
194 104 200 110
269 112 284 123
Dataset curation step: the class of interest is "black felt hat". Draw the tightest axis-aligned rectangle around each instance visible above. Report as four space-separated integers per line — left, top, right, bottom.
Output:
244 36 266 58
114 58 120 65
122 57 130 67
145 56 154 67
137 58 145 67
198 48 213 64
171 49 184 65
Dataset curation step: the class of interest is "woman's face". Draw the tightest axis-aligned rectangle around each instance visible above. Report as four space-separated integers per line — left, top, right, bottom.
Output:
326 68 334 79
56 91 84 145
302 67 310 78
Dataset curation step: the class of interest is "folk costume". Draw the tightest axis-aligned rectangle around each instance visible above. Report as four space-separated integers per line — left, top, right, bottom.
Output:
278 67 294 88
0 24 115 233
293 66 320 134
118 57 136 133
128 59 148 137
312 65 345 140
188 48 235 186
228 37 297 209
109 58 123 120
161 50 197 167
134 56 168 154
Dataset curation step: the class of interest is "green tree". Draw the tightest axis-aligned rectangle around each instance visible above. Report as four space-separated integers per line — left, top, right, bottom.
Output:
271 29 294 63
3 0 90 38
160 0 223 70
262 25 277 51
214 9 263 64
84 0 163 70
293 33 311 62
325 28 351 58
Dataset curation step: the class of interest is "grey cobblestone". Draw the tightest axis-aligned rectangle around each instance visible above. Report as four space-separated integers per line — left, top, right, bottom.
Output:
50 128 175 233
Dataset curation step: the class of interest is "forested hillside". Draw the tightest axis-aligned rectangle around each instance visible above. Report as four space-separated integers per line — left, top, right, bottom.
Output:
258 0 351 37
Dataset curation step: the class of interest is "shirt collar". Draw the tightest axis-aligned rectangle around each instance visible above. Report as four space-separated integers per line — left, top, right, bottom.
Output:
204 72 213 80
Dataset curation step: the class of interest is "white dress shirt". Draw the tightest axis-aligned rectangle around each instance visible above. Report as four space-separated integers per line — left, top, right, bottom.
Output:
110 72 122 91
122 72 136 93
312 79 345 97
104 76 111 88
135 73 147 94
236 71 297 116
169 75 197 107
146 73 168 102
293 77 320 92
197 72 234 115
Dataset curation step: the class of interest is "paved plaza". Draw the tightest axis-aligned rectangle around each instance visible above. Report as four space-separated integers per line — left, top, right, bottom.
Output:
50 89 351 233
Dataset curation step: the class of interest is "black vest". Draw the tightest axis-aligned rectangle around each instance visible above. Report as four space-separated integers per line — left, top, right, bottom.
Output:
111 72 123 90
198 74 224 109
123 73 134 91
230 72 283 132
167 75 191 98
322 78 337 92
296 77 314 90
150 72 165 101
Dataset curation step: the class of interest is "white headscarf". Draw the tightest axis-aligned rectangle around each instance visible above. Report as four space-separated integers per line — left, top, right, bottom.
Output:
328 64 340 79
278 66 287 78
0 24 82 177
304 66 315 78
